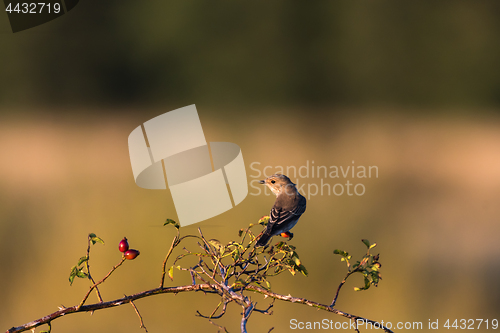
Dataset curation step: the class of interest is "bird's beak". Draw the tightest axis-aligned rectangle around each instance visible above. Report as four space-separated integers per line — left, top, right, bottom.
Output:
259 180 266 184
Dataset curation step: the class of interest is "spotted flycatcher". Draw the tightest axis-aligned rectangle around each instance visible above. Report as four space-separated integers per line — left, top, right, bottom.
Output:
256 174 307 247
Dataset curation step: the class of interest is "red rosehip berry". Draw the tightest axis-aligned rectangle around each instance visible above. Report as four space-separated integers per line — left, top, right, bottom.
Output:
124 249 140 260
119 237 129 253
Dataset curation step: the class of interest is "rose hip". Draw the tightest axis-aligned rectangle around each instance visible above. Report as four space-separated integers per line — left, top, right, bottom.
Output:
124 249 140 260
119 237 129 253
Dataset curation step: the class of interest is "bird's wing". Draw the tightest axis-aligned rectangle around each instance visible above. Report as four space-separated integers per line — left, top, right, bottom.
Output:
267 195 306 233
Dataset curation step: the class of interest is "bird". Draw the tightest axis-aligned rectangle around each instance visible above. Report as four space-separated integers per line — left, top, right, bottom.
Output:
255 174 307 247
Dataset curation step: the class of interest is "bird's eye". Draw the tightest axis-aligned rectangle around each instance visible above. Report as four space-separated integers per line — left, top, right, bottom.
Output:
271 180 275 184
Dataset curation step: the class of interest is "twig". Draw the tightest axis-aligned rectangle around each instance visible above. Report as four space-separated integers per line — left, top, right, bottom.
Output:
196 299 229 319
245 285 394 333
331 269 357 307
197 228 215 257
353 318 360 333
128 297 148 332
159 233 201 288
253 299 274 315
198 228 227 277
160 234 178 288
85 236 103 303
77 257 126 310
208 319 229 333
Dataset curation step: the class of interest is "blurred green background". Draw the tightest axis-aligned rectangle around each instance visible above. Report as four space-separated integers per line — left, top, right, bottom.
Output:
1 1 500 332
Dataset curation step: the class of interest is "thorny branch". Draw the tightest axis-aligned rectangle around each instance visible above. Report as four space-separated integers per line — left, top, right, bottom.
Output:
6 218 391 333
85 235 103 303
6 284 392 333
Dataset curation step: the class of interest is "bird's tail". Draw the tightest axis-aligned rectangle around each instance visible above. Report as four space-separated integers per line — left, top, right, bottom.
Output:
256 232 271 247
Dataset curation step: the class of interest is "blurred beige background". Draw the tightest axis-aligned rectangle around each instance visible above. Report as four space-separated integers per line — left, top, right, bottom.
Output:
1 110 499 332
1 1 500 332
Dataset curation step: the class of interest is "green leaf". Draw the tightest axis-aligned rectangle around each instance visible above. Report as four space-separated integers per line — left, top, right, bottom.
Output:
291 252 301 266
354 276 372 291
168 266 174 281
77 256 88 266
209 239 222 250
70 265 78 275
69 266 78 285
365 276 371 288
76 271 88 279
265 279 271 289
89 233 105 245
209 239 225 256
361 239 370 249
258 216 270 226
334 249 349 257
293 256 301 267
298 264 309 277
231 279 246 289
209 239 222 247
164 218 180 229
233 249 240 262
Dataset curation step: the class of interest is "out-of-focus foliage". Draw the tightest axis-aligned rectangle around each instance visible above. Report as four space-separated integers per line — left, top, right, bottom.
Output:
1 1 500 110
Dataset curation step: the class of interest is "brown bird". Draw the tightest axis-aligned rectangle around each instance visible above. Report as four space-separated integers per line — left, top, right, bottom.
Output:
256 174 307 247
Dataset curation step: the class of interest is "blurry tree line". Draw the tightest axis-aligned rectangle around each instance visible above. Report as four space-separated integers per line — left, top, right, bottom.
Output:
1 0 500 111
